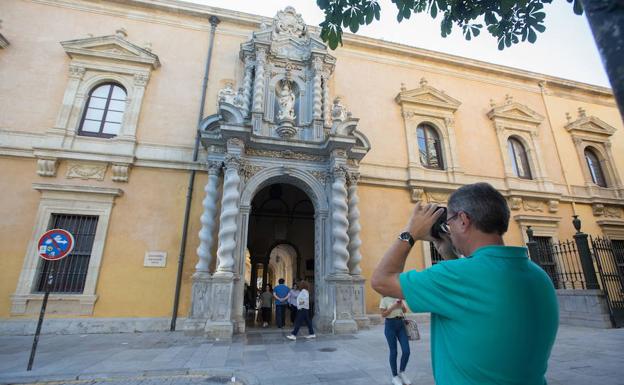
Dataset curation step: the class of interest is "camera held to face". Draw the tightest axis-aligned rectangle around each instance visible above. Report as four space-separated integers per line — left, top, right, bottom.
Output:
430 207 449 239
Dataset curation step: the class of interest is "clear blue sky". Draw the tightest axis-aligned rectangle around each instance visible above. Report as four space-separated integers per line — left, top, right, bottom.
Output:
187 0 610 88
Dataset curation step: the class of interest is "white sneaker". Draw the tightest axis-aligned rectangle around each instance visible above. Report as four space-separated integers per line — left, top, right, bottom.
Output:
398 372 412 385
305 334 316 339
391 376 403 385
286 334 296 341
262 322 268 327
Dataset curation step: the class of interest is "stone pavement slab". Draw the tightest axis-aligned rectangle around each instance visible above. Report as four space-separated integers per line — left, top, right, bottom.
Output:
0 322 623 385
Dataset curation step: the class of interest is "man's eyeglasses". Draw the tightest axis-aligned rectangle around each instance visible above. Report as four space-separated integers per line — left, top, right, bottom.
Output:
440 212 460 234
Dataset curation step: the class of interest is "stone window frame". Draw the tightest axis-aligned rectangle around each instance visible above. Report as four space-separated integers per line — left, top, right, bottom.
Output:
597 220 624 240
507 135 533 180
396 79 462 184
32 30 160 181
514 214 561 244
11 183 122 315
565 111 621 192
488 97 551 192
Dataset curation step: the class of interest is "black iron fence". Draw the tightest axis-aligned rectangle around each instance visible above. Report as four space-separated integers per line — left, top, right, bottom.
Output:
525 215 624 327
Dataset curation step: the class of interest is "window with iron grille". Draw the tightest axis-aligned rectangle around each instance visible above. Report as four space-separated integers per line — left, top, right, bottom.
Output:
533 236 559 287
35 214 99 293
429 242 443 265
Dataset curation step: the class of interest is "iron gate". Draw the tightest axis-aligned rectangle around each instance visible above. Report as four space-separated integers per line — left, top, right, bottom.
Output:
591 237 624 327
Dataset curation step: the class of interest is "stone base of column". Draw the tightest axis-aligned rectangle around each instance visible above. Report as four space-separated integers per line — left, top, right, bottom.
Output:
204 321 234 339
203 272 235 339
352 275 370 329
183 272 213 335
327 274 358 334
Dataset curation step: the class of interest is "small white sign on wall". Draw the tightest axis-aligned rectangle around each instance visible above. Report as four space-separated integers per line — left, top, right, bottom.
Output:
144 251 167 267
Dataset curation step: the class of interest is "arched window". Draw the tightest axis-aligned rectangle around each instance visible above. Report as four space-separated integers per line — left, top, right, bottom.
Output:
78 83 126 138
507 137 532 179
417 124 444 169
584 147 607 187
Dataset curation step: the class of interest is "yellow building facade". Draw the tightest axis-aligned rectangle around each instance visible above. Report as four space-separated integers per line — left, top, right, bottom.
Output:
0 0 623 336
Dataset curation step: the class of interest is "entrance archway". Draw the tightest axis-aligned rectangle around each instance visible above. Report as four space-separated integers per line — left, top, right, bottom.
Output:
244 182 314 329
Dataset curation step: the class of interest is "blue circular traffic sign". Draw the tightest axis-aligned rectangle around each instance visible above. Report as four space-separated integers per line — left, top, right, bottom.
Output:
37 229 75 261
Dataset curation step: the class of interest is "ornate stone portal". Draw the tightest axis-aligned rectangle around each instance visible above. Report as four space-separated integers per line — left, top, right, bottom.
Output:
184 7 371 338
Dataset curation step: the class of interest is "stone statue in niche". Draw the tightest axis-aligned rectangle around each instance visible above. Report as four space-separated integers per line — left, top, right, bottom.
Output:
277 80 296 121
275 80 297 138
217 81 236 107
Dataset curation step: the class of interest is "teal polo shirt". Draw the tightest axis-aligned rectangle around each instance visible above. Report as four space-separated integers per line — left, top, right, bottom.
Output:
400 245 559 385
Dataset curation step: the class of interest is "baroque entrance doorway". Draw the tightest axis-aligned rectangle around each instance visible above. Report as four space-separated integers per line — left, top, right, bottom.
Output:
246 183 314 329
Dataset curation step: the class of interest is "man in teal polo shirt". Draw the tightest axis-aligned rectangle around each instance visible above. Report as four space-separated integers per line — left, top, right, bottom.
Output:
371 182 559 385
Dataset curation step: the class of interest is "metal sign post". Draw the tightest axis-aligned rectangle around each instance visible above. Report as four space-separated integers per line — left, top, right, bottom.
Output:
27 229 74 371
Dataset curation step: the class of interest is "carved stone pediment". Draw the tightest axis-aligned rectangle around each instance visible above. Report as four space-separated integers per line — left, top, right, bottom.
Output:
565 114 616 139
487 97 544 125
61 31 160 69
395 80 461 112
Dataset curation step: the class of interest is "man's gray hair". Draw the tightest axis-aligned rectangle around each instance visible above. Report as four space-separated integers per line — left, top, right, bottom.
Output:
448 182 510 235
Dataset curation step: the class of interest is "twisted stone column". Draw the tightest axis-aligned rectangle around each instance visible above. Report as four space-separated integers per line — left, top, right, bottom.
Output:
252 48 266 113
347 172 362 275
312 57 323 120
322 70 331 127
195 161 222 272
331 166 350 274
242 56 253 115
216 155 241 274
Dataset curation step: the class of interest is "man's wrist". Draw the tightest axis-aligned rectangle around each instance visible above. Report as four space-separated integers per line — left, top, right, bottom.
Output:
398 231 415 247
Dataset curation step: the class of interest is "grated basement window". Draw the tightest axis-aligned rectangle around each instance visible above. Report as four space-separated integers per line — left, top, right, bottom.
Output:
35 214 99 293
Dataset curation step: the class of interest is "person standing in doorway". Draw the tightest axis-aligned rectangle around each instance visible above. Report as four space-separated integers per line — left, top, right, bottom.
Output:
286 280 315 340
288 282 300 325
260 284 273 328
380 296 411 385
274 278 290 329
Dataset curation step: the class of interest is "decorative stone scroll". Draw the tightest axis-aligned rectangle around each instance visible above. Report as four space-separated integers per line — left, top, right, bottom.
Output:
246 148 325 162
36 158 58 177
66 162 106 181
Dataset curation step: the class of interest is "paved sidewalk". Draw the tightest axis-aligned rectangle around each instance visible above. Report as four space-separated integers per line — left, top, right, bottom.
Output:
1 322 623 385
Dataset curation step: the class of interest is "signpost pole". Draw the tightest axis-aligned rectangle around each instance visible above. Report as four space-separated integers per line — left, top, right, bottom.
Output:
27 264 55 371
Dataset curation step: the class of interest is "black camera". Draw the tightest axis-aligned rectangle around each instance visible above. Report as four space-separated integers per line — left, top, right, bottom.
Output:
430 207 448 239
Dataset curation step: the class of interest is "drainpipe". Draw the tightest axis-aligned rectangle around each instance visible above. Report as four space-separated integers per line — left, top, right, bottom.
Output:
171 15 221 332
538 81 577 216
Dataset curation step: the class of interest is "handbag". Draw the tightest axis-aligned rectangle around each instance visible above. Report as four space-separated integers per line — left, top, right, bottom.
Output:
404 319 420 341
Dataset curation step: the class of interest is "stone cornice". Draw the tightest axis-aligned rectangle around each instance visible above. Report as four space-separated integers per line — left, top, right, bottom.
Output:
33 0 613 100
32 182 124 197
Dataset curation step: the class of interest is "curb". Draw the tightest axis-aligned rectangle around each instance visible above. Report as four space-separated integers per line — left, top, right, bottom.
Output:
0 368 260 385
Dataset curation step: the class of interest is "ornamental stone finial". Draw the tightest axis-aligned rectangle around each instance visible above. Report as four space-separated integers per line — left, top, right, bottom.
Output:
505 94 513 104
489 98 496 108
115 28 128 38
400 83 407 92
565 112 572 123
420 77 428 87
578 107 586 118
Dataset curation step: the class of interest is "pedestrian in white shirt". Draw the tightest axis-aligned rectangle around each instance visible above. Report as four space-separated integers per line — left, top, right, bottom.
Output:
288 282 301 325
286 280 315 340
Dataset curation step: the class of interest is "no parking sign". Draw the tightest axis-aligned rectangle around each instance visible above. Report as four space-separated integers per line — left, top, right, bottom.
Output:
37 229 74 261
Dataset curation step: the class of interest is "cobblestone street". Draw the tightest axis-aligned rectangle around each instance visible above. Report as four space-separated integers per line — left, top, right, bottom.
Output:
1 322 623 385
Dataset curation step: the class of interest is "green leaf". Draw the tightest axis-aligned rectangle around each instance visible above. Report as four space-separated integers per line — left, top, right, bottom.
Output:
528 27 537 43
397 11 403 22
350 17 360 33
472 26 480 37
430 2 438 18
317 0 330 9
534 23 546 32
498 38 505 50
365 10 374 24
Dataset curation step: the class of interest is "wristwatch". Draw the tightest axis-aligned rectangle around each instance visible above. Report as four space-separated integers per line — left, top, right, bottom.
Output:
398 231 415 247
